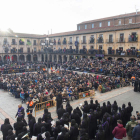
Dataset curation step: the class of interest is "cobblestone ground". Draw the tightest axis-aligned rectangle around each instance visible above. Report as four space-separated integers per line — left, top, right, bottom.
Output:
0 85 138 140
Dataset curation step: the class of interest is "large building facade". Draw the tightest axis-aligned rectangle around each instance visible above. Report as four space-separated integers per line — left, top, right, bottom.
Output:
0 11 140 63
48 11 140 61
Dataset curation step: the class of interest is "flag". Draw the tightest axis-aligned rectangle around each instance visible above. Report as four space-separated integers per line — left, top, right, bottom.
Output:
27 40 31 45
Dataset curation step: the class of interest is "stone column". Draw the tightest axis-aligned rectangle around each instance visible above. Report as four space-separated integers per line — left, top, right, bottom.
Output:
31 55 33 62
25 55 26 62
52 54 54 62
67 55 70 61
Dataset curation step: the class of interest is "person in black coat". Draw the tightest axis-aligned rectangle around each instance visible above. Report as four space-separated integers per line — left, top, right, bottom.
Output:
6 130 15 140
17 126 29 140
28 114 36 137
52 121 61 140
76 107 82 118
66 102 73 115
56 127 69 140
37 126 46 140
44 131 55 140
95 100 99 109
95 125 105 140
82 101 89 114
134 79 138 92
60 113 70 126
122 104 127 126
56 93 62 111
1 118 13 140
14 117 25 137
69 119 79 140
42 108 51 123
88 110 97 139
79 128 89 140
71 109 81 126
101 102 107 117
88 99 96 112
127 102 133 122
112 101 118 113
34 118 44 136
57 105 65 119
107 101 111 114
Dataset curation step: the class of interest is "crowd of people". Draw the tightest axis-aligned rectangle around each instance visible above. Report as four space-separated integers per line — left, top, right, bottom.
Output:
1 99 140 140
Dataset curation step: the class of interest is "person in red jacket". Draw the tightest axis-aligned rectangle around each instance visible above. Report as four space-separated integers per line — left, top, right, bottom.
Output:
112 120 126 140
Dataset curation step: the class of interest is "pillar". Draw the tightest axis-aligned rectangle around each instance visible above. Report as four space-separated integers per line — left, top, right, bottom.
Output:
31 55 33 62
25 55 26 62
67 55 70 61
52 54 54 62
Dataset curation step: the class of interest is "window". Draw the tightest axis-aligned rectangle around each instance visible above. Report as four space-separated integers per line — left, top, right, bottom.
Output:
76 37 79 42
129 19 132 23
69 37 72 42
119 20 121 25
78 26 80 30
108 21 110 26
34 47 36 52
33 40 36 45
4 38 7 45
27 48 30 53
92 24 94 28
85 25 87 29
83 36 86 43
12 39 16 45
99 22 102 27
20 48 23 53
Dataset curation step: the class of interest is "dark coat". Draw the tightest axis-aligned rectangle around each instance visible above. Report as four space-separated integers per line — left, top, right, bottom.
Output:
1 119 13 140
132 124 140 140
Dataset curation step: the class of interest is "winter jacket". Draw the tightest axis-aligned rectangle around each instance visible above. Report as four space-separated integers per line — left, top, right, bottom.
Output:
125 120 138 137
112 124 126 139
132 124 140 140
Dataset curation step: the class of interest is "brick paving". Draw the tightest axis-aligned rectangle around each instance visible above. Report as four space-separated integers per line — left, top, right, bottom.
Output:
0 86 138 140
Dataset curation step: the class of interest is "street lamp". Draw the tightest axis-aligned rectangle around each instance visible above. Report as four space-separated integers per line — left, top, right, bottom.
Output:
3 43 11 63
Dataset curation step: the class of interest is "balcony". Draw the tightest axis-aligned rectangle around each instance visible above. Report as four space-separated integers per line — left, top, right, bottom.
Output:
11 49 17 53
97 39 104 43
68 41 73 45
3 42 9 45
89 40 95 44
53 42 56 45
117 38 125 43
19 42 25 45
58 42 61 45
11 42 17 45
128 38 138 43
81 41 87 44
33 43 38 46
63 41 67 45
106 39 114 43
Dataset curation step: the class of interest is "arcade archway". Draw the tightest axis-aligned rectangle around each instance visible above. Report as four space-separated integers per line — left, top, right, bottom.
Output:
26 54 31 61
12 55 17 62
19 55 25 61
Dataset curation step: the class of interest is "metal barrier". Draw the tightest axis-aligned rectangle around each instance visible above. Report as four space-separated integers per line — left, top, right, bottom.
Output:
79 89 95 99
34 100 54 117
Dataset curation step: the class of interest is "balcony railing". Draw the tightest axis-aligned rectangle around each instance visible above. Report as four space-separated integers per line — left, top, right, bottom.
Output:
68 41 73 44
63 41 67 45
11 42 17 45
117 38 125 43
33 43 38 46
89 40 95 44
97 39 104 43
128 38 138 43
19 42 25 45
58 42 61 45
81 41 87 44
106 39 113 43
53 42 56 45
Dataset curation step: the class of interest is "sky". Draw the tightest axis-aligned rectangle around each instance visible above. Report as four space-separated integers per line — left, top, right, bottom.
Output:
0 0 140 35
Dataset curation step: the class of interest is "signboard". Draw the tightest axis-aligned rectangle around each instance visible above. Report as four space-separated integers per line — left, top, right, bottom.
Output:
95 54 104 57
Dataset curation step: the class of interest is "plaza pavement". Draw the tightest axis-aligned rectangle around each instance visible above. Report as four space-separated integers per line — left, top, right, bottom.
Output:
0 85 138 140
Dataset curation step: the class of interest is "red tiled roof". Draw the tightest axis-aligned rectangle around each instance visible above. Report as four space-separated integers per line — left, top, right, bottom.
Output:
78 11 140 24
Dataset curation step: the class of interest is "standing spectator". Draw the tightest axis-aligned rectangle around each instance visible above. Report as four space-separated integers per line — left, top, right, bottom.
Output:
15 104 25 119
126 116 138 140
1 118 13 140
112 120 126 140
56 93 62 111
132 116 140 140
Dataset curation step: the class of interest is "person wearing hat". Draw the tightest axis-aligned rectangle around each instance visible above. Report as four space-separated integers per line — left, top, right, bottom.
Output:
132 116 140 140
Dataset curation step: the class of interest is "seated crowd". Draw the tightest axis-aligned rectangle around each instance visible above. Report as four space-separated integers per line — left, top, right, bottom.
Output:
1 99 140 140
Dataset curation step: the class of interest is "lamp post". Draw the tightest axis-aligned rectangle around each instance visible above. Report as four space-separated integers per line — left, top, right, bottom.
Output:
3 43 11 63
